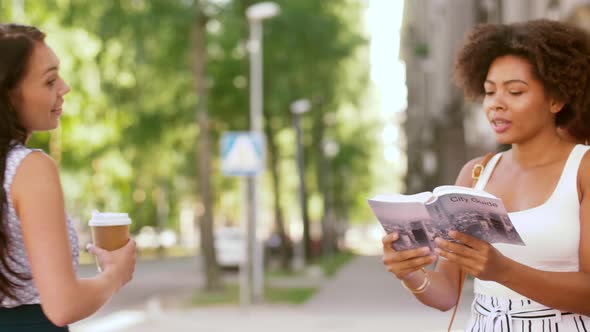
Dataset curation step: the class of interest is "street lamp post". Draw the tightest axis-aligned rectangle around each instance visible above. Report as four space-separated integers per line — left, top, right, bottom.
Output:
245 1 280 305
290 99 311 269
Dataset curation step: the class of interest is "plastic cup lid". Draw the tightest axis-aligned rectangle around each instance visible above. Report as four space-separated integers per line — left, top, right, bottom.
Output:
88 211 132 226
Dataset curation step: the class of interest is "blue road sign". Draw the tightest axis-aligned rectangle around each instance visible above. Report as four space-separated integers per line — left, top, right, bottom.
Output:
221 132 266 176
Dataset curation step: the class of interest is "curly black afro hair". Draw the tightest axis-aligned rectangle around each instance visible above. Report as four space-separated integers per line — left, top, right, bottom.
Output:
454 19 590 142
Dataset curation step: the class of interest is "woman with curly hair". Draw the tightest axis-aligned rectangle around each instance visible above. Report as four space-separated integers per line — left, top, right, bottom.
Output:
0 24 136 331
382 19 590 331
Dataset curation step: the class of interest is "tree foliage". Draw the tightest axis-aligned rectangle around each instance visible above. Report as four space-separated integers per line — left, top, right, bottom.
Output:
5 0 375 258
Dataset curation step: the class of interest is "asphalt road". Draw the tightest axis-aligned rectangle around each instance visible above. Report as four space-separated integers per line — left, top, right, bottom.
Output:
77 256 221 318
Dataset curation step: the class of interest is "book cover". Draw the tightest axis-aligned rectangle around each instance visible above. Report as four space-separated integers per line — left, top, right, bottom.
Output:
368 186 525 251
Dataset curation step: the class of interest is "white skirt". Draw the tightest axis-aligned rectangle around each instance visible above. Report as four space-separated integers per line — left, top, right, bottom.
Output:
465 293 590 331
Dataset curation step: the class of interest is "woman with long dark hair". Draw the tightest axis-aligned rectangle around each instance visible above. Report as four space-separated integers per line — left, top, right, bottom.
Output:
0 24 136 331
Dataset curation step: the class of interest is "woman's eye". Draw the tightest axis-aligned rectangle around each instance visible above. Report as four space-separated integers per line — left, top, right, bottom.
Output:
485 91 494 95
47 79 56 86
510 91 523 96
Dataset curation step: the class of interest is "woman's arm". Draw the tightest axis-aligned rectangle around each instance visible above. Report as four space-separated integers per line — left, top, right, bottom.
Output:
435 151 590 315
388 156 484 311
11 152 135 326
500 150 590 314
395 255 462 311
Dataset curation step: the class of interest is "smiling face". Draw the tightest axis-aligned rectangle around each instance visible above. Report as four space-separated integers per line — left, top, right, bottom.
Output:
483 55 563 145
9 41 70 133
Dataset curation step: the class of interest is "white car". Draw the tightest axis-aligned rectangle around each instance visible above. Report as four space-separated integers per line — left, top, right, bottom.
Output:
214 227 245 268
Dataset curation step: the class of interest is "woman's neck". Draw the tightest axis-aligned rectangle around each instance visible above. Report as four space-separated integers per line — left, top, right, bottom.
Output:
510 130 572 168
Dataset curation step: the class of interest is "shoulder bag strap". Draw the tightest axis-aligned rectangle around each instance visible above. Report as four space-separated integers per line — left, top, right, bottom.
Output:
447 152 494 332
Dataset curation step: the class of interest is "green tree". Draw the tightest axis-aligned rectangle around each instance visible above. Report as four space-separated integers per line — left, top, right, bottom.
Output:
193 0 222 290
11 0 373 276
207 0 370 262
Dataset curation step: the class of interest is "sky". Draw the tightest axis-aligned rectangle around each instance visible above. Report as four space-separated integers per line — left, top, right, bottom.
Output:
366 0 407 165
367 0 407 116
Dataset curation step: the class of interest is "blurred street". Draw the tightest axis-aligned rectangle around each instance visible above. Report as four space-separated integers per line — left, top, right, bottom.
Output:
75 256 222 318
71 255 474 332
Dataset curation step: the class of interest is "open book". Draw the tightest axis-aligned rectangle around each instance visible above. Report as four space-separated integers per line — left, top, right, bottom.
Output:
368 185 525 251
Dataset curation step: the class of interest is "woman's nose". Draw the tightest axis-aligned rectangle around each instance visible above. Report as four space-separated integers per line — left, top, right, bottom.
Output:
485 93 506 112
60 80 71 96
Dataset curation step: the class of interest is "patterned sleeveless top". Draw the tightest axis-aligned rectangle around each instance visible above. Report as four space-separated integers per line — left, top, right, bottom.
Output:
1 144 79 308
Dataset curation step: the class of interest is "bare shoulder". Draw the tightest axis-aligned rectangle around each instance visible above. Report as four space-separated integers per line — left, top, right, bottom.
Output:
11 151 61 202
14 151 59 181
579 146 590 198
454 156 487 187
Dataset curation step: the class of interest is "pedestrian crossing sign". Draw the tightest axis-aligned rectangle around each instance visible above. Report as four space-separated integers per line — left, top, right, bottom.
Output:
221 132 266 176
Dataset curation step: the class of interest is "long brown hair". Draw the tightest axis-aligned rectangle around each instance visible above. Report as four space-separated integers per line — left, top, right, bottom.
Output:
0 24 45 300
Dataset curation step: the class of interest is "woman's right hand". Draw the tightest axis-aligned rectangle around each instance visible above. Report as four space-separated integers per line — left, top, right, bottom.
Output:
382 232 437 280
87 239 137 290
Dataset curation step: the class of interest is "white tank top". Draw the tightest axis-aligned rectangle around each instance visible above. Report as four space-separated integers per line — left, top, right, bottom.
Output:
473 144 590 299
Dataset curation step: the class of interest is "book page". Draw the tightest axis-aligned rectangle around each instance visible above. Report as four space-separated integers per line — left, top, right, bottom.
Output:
369 192 432 203
434 191 524 245
433 185 497 199
368 198 437 251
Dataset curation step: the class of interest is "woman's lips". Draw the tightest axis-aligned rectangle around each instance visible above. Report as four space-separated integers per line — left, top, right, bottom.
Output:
491 119 511 133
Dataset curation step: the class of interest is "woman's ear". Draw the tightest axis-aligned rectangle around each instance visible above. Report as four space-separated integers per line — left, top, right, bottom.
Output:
550 99 565 114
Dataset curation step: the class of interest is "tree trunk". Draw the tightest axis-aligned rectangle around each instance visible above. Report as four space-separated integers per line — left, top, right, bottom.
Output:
332 186 347 252
312 106 327 259
264 119 292 270
155 183 169 258
321 154 333 256
435 97 468 186
194 1 221 291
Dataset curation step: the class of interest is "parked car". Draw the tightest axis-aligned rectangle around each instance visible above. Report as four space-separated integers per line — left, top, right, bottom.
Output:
214 227 244 268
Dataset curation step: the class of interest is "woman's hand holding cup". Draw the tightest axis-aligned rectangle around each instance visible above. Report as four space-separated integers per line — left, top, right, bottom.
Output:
87 240 136 290
87 212 136 291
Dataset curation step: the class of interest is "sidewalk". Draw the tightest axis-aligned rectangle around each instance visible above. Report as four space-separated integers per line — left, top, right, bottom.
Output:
71 255 475 332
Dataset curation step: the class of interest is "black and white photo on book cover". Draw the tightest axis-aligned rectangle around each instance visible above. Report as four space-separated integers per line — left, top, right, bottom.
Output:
368 186 525 251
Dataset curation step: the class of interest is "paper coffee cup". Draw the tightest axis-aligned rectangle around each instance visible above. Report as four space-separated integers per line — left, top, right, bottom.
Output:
89 212 131 251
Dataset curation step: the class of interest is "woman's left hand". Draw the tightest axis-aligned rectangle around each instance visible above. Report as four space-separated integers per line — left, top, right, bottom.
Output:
434 231 509 282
